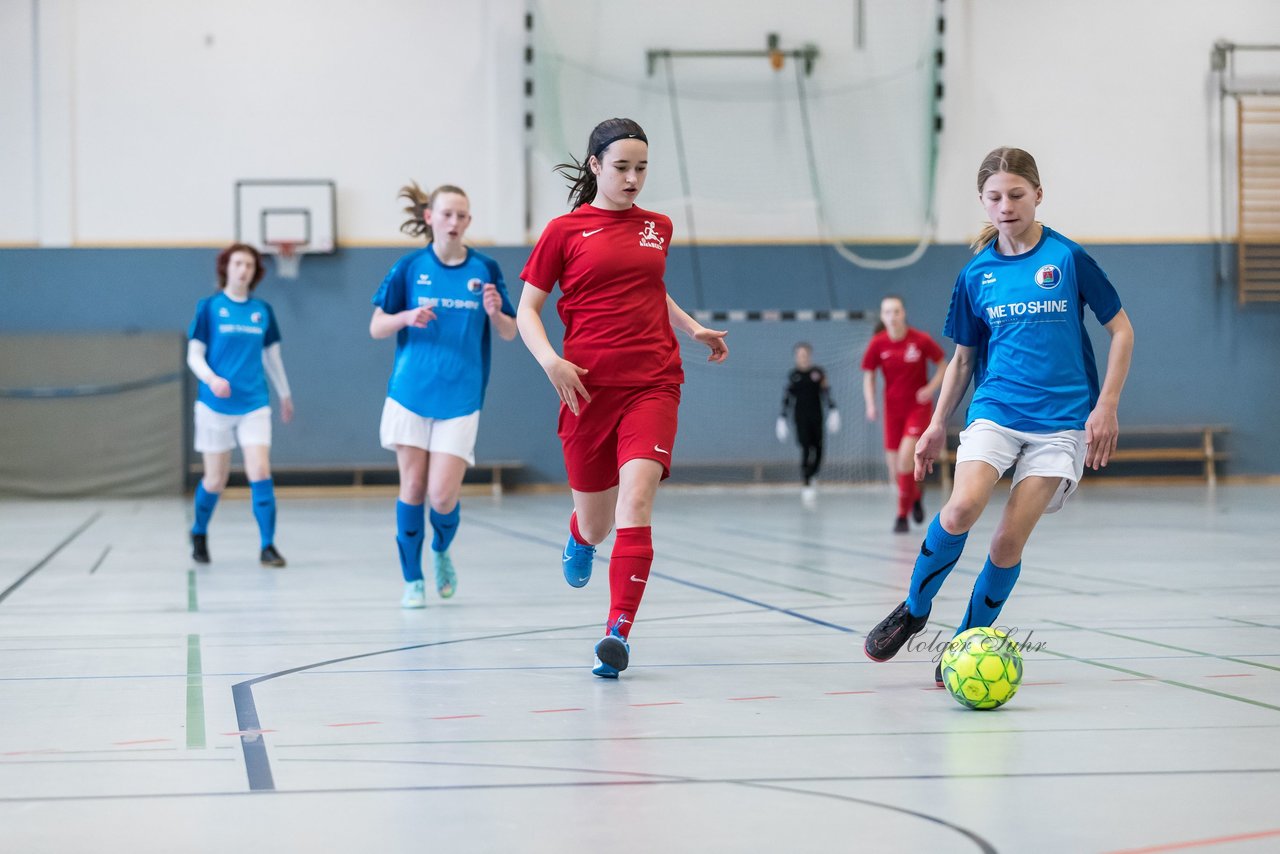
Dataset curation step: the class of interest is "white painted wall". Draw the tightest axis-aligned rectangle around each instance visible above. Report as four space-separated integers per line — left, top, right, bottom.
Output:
3 0 1277 246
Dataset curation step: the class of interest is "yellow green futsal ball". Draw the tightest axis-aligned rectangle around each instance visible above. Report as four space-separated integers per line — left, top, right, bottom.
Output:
940 626 1024 710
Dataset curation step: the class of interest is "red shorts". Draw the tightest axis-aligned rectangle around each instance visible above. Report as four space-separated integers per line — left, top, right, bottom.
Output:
884 400 932 450
558 384 681 493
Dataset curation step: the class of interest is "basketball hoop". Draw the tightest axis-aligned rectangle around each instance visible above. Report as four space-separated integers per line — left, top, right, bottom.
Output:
269 241 302 280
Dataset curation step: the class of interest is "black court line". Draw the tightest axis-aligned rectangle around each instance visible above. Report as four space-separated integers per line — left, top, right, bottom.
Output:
88 546 111 575
0 512 101 606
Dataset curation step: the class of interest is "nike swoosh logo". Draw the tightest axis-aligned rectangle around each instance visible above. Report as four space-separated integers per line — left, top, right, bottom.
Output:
629 575 647 584
653 444 670 454
582 228 604 237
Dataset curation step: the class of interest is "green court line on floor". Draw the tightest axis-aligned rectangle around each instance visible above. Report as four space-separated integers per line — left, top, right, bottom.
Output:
187 634 206 750
1046 619 1280 674
187 570 198 613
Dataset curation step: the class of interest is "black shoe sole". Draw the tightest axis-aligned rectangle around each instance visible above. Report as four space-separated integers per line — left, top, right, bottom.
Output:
596 636 629 672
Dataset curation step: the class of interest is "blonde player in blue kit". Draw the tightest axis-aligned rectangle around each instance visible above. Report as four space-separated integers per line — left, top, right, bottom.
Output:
862 147 1135 684
370 182 517 608
187 243 293 567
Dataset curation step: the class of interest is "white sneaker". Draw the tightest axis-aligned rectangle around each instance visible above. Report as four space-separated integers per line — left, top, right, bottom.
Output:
801 486 817 505
401 580 426 609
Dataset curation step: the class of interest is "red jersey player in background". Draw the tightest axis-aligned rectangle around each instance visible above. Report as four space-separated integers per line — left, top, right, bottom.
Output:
517 117 729 678
862 295 945 533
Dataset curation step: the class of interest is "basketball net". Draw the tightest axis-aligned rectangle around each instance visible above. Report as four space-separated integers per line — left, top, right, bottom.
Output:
270 242 302 280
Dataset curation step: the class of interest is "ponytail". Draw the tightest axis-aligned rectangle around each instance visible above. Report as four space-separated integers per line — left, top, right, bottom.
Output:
398 181 467 242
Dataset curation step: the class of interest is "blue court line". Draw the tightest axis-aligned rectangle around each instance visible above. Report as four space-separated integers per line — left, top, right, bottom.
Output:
650 571 854 633
0 512 101 606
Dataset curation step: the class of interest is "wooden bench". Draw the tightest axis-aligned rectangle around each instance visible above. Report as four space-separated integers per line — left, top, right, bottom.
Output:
186 460 526 496
937 424 1228 491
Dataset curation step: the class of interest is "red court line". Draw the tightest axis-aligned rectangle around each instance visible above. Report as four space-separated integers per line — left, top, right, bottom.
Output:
728 696 779 702
824 690 876 695
531 708 585 714
630 701 683 707
2 749 62 757
325 721 382 728
1103 826 1280 853
1205 674 1251 679
112 738 172 746
430 714 484 720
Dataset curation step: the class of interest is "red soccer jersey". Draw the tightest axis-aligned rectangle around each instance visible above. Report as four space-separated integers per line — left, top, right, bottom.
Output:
861 327 945 408
521 204 683 389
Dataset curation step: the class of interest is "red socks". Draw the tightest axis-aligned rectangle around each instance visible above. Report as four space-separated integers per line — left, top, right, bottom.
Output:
896 472 918 518
569 511 593 546
607 526 652 639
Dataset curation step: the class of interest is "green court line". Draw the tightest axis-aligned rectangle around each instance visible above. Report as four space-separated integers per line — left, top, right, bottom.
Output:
186 634 206 749
1046 619 1280 674
187 570 198 613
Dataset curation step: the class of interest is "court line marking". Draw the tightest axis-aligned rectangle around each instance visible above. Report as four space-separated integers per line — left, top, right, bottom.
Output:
0 512 101 606
1047 619 1280 674
88 545 111 575
186 634 205 750
1101 826 1280 854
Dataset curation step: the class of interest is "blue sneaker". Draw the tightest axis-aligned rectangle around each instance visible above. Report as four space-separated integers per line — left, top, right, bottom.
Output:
592 617 630 678
433 551 456 599
561 533 595 588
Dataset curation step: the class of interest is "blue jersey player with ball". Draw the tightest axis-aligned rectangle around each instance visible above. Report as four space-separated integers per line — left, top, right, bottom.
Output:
863 148 1135 684
370 182 517 608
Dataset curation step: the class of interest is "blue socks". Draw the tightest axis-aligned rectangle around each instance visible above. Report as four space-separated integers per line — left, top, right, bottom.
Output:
192 482 220 535
430 503 460 553
248 479 277 548
905 515 969 618
956 557 1022 635
396 500 425 583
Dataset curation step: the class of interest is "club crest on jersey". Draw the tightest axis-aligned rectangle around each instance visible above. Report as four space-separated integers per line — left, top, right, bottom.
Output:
250 312 262 323
639 221 664 250
466 278 483 294
1034 265 1061 289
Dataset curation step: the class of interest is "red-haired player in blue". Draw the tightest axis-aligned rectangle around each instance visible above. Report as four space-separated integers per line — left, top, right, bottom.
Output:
517 118 729 678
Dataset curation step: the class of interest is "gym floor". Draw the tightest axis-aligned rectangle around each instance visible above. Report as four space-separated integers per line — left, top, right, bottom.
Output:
1 483 1277 853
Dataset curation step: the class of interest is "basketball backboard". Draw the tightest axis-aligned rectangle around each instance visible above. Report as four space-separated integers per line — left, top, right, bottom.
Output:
234 179 337 256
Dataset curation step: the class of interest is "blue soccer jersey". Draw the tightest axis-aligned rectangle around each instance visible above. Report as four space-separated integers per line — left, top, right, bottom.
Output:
372 245 516 419
188 292 281 415
944 227 1122 432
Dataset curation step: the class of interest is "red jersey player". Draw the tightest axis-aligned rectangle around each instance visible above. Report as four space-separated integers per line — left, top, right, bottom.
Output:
517 117 729 678
861 295 945 532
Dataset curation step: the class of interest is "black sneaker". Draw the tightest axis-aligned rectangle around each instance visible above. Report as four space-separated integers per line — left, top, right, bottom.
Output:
191 534 210 564
260 545 287 568
864 601 930 662
912 497 925 524
934 661 944 687
893 516 909 534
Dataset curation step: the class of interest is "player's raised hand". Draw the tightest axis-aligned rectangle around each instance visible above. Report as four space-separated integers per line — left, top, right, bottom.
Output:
913 423 945 482
482 283 504 316
693 326 729 363
401 306 436 329
209 376 231 398
544 358 591 415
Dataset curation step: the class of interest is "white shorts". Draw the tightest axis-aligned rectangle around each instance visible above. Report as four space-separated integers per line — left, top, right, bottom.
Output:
955 419 1086 514
379 397 479 465
194 402 272 454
